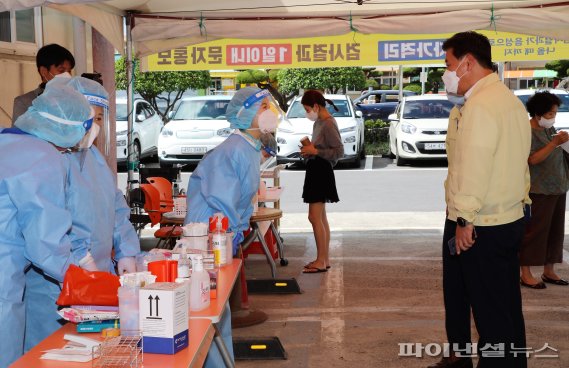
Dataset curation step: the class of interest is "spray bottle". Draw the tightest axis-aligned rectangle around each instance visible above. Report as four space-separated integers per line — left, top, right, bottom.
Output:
190 255 210 311
212 217 227 267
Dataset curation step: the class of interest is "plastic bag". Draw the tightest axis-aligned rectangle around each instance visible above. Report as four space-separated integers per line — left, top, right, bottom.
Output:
56 264 121 306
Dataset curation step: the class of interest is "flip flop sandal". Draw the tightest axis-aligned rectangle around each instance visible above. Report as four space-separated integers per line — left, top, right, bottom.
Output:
303 267 328 274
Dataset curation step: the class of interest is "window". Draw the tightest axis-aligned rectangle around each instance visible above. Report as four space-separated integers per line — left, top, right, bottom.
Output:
0 8 40 50
173 99 230 120
287 99 351 119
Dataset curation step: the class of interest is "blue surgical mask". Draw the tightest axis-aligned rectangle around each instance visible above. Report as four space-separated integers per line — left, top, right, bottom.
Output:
447 93 465 107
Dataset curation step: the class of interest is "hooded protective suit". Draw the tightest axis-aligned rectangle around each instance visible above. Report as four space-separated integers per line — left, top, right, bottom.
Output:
24 77 140 351
0 83 90 367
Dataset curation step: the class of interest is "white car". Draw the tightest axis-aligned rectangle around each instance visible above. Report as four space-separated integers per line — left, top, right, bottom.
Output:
158 96 232 167
514 89 569 131
388 95 454 166
276 94 364 167
116 98 163 164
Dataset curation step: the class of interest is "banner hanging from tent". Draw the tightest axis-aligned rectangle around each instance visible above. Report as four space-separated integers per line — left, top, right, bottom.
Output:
144 30 569 72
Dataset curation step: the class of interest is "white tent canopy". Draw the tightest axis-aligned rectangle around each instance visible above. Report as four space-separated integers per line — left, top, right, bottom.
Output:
2 0 569 56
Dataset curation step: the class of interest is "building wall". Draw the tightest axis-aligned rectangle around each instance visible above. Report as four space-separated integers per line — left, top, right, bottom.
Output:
0 7 93 128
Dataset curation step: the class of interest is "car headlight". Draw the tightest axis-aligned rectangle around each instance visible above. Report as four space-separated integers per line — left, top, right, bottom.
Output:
340 126 356 133
161 128 174 137
116 130 128 136
276 137 287 144
216 128 232 137
401 123 417 134
344 136 356 143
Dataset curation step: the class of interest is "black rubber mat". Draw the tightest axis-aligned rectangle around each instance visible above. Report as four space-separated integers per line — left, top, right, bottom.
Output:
233 337 287 360
246 278 301 294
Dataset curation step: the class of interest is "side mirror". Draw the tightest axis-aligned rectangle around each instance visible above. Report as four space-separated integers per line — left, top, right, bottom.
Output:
167 111 175 120
388 113 398 122
135 113 145 122
355 110 363 118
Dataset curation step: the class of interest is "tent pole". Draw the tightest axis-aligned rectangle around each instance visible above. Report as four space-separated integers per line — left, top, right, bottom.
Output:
398 65 403 100
126 13 136 203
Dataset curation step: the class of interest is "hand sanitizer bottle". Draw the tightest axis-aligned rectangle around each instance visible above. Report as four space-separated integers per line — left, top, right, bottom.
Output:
212 218 227 267
190 255 210 311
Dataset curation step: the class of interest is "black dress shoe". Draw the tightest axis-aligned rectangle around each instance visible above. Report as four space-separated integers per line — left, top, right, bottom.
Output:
541 274 569 286
520 278 546 289
427 357 473 368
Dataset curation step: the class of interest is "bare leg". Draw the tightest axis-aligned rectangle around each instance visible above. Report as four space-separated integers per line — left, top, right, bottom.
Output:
543 263 560 280
306 202 327 270
520 265 539 285
321 204 330 268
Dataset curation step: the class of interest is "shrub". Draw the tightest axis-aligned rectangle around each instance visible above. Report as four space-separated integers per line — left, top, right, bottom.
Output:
403 83 422 94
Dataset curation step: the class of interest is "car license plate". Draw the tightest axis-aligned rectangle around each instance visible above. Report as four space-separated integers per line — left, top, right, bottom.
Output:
181 147 207 154
425 143 446 150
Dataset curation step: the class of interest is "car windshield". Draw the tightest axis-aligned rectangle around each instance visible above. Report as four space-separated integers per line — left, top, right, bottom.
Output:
116 103 127 121
173 100 230 120
402 100 454 119
517 93 569 113
287 99 352 119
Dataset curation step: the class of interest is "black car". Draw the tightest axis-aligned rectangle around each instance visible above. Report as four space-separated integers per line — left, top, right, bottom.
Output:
355 101 398 122
353 90 416 122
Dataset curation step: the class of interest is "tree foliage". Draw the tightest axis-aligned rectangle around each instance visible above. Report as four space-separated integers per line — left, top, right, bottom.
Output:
115 56 211 121
236 69 269 84
277 67 366 95
365 79 379 89
545 60 569 79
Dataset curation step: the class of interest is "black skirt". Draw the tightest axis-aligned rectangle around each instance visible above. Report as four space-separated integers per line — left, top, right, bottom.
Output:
302 156 340 203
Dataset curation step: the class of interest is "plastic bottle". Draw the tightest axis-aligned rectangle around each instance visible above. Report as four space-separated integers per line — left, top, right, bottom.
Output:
177 248 191 278
211 218 227 267
175 277 192 313
118 285 139 336
189 255 210 311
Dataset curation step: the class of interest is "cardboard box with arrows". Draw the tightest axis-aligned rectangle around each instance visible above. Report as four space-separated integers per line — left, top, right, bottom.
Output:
139 282 189 354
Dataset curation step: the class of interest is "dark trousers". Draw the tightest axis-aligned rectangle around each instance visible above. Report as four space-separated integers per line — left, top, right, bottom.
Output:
442 218 527 368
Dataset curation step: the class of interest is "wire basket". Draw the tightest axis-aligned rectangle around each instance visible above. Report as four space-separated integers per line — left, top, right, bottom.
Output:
92 331 142 368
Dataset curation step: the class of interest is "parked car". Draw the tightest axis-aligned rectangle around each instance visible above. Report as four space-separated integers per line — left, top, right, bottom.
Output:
116 98 163 164
353 90 415 123
388 95 454 166
276 94 364 167
514 89 569 131
353 89 417 104
354 101 398 122
157 96 232 167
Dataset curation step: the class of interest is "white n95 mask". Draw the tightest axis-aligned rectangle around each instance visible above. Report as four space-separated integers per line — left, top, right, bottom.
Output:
257 110 279 133
442 57 468 95
306 110 318 122
538 117 555 128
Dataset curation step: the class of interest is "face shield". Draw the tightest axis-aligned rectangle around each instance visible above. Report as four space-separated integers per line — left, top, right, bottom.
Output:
76 95 109 169
228 88 284 132
242 90 284 134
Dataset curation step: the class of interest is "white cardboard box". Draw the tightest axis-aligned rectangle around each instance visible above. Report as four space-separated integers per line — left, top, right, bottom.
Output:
139 282 189 354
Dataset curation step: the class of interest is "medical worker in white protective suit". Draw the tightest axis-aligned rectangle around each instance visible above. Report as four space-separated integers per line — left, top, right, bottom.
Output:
185 87 281 367
0 83 92 368
23 76 141 351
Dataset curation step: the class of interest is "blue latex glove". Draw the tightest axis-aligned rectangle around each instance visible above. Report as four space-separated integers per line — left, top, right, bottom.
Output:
232 232 244 256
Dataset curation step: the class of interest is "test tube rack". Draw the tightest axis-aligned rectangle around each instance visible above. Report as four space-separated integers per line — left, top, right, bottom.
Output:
92 332 142 368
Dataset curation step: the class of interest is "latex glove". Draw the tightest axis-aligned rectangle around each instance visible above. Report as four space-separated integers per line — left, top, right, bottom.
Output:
78 252 98 272
117 257 137 275
232 231 244 255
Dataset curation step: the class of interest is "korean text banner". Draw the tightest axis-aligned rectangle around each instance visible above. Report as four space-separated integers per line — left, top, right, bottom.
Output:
145 31 569 71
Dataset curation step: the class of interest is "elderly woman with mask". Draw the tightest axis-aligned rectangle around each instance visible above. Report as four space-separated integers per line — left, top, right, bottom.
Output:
519 91 569 289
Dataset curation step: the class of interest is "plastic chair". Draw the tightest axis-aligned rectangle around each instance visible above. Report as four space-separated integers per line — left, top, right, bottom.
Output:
147 177 185 248
146 176 174 212
140 183 182 249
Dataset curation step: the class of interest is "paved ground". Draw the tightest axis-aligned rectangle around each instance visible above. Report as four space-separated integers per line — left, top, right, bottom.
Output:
232 230 569 368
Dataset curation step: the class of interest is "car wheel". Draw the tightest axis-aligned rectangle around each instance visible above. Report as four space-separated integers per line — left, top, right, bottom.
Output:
131 140 141 163
395 145 407 167
387 137 396 159
359 143 366 160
